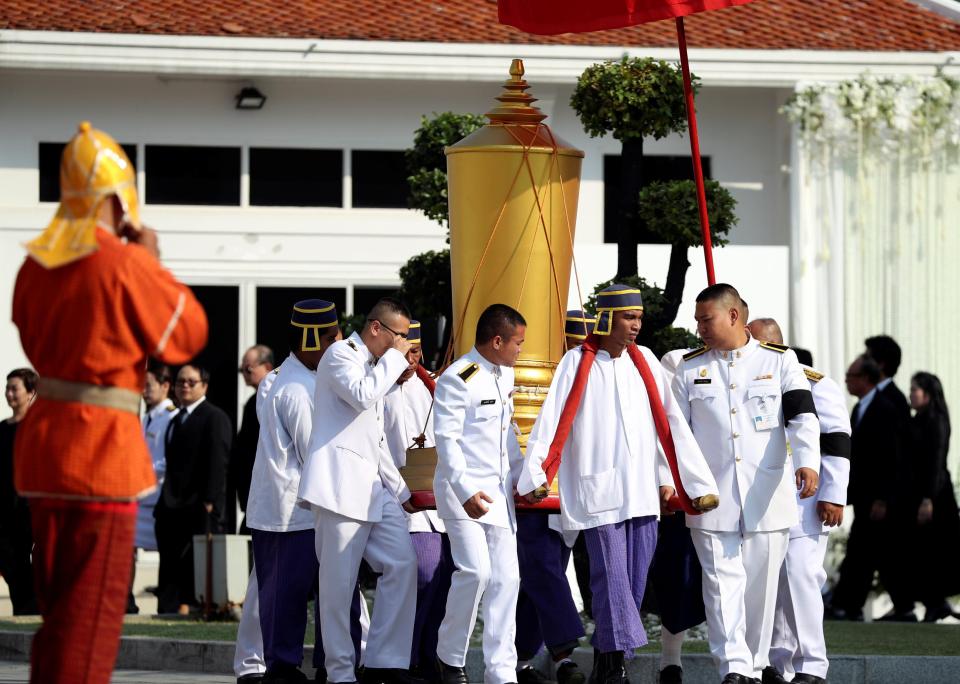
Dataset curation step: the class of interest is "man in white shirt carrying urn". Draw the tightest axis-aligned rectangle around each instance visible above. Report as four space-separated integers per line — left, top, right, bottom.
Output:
299 298 420 684
517 285 718 684
433 304 527 684
672 284 821 684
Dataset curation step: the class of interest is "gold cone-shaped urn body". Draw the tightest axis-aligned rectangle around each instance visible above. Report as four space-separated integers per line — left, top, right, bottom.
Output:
445 59 584 449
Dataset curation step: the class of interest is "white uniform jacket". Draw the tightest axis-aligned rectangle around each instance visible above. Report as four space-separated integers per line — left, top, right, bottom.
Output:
518 344 716 532
794 365 851 538
383 375 445 533
256 368 279 422
433 348 523 530
247 353 317 533
298 331 411 522
672 336 821 533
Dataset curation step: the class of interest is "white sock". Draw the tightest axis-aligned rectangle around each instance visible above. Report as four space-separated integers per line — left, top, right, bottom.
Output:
660 628 686 669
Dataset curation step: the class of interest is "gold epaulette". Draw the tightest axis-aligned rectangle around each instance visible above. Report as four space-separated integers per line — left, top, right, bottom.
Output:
683 346 709 361
804 368 824 383
457 362 479 383
759 341 789 353
271 368 280 376
346 340 358 351
165 405 177 412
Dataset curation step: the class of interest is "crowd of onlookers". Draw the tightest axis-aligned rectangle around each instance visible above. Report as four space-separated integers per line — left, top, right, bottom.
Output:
1 334 958 618
826 336 960 623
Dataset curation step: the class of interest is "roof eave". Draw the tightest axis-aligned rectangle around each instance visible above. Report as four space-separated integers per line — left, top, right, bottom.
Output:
1 30 957 87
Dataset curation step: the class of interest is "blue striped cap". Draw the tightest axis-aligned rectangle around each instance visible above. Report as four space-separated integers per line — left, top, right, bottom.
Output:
564 309 596 341
291 299 338 351
408 319 422 345
594 285 643 336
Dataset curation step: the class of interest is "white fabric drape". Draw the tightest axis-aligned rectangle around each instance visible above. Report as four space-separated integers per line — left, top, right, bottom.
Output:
790 84 960 483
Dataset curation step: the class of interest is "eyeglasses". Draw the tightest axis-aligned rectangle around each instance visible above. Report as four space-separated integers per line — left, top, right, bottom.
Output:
368 319 408 340
176 378 202 387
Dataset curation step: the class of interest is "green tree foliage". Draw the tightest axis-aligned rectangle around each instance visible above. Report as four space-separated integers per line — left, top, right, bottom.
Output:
638 180 737 248
396 249 452 365
584 275 699 358
570 56 697 142
405 112 485 227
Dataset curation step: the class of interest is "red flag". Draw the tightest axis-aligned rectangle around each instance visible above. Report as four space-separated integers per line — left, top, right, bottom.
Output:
499 0 754 35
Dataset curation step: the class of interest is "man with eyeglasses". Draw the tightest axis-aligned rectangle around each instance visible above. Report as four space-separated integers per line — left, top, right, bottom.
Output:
231 344 275 534
300 297 421 684
155 364 233 615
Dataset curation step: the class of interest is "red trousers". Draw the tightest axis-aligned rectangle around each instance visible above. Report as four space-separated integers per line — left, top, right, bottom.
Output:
30 498 136 684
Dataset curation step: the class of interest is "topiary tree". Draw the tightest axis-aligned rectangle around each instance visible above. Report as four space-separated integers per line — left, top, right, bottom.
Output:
637 179 737 328
405 112 486 228
571 56 696 279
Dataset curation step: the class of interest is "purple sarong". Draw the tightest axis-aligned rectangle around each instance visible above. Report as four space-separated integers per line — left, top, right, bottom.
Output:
583 516 658 654
410 531 454 669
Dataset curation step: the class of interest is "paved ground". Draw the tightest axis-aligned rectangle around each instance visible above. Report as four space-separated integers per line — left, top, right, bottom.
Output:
0 662 235 683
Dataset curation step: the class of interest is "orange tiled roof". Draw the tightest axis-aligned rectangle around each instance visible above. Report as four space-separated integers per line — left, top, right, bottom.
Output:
2 0 959 52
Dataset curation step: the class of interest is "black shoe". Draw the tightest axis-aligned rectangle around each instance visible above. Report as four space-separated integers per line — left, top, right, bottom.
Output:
876 609 917 623
316 668 327 684
265 664 309 683
589 651 627 684
362 670 426 684
558 662 586 684
518 667 552 684
436 661 468 684
923 601 955 623
238 676 264 684
721 675 755 684
791 675 825 684
761 668 788 684
658 665 682 684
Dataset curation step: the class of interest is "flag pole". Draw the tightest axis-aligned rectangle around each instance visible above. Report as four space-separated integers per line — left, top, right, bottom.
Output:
676 16 717 286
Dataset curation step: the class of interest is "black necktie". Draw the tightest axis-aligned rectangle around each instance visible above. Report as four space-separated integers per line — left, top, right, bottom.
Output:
851 402 861 429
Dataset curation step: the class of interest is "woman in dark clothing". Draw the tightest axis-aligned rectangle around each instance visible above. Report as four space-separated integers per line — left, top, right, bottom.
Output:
0 368 38 614
909 371 960 622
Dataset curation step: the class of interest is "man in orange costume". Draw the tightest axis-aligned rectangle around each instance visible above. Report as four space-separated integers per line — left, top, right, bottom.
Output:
11 122 208 684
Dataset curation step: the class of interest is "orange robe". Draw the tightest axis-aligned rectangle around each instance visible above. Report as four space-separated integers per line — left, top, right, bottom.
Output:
12 228 208 501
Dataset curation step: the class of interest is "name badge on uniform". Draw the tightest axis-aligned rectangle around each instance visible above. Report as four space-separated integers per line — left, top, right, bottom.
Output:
754 412 780 431
480 399 497 406
694 378 712 385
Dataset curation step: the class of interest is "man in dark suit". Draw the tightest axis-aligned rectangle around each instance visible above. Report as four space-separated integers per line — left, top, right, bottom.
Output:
827 354 913 621
864 335 911 419
155 363 233 615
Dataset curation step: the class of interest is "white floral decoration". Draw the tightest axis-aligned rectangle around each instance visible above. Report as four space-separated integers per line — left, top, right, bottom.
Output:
781 71 960 158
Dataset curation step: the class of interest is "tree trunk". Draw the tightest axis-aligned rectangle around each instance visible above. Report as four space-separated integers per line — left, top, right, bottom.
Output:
660 242 691 329
616 138 643 279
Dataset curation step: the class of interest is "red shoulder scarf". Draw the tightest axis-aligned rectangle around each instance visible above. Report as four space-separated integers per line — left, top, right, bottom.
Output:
541 334 699 515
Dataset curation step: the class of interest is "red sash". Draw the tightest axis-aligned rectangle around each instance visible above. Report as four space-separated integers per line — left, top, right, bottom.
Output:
541 334 700 515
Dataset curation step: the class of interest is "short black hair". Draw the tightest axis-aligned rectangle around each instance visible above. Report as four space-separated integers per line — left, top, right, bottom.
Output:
696 283 742 307
146 359 173 385
864 335 901 377
475 304 526 345
6 368 38 393
856 353 882 385
181 364 211 385
793 347 814 367
367 297 411 323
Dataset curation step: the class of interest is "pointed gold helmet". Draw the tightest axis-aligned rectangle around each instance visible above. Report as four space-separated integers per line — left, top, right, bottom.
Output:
26 121 140 269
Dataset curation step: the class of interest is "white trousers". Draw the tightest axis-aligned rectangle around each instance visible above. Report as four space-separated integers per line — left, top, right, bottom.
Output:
690 528 789 679
770 534 829 679
234 566 266 677
315 499 417 683
437 520 519 684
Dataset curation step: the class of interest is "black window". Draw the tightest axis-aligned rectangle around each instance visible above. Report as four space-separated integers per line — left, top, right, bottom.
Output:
353 286 399 318
603 154 711 244
255 286 348 360
39 141 137 203
250 148 343 207
351 150 408 209
145 145 240 205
